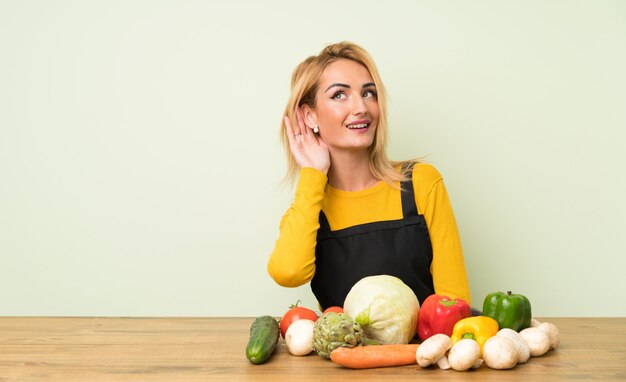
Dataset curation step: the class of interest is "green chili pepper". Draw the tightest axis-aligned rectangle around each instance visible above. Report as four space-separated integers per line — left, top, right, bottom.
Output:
482 291 532 332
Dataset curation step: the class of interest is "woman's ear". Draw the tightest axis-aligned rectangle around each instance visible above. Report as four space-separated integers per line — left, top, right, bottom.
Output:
300 105 318 131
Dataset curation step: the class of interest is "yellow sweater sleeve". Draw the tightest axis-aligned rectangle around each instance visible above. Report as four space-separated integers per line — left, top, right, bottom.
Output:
267 167 327 287
413 164 472 305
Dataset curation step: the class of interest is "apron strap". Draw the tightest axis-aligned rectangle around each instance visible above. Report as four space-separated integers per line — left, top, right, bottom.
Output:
319 210 331 233
400 161 419 217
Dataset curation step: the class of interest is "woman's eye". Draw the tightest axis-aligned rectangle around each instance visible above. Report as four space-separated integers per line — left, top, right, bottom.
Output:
364 90 377 98
332 91 346 100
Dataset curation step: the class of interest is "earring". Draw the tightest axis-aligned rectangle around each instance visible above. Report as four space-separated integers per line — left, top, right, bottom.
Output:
313 125 319 133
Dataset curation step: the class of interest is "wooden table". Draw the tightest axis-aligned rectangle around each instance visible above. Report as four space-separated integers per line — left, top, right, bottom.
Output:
0 317 624 381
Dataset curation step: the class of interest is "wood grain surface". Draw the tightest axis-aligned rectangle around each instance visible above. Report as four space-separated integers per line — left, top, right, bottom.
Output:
0 317 624 381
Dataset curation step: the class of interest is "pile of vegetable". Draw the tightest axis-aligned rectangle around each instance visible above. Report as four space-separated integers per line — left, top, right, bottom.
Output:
416 291 560 371
246 275 560 373
417 316 559 371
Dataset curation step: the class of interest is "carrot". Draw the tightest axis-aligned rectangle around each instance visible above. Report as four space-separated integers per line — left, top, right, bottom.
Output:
330 344 420 369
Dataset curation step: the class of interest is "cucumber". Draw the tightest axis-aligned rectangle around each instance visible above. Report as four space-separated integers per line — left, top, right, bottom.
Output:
246 315 280 364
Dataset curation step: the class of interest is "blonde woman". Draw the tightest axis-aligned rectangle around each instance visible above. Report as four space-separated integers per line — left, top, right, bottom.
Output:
268 42 471 310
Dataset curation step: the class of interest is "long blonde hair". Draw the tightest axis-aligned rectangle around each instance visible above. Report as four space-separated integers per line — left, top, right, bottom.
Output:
280 41 411 186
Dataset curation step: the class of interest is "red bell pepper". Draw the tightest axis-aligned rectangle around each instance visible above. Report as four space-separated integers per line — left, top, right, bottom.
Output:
418 294 471 341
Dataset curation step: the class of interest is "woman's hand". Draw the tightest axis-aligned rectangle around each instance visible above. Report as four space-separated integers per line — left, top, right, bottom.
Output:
284 108 330 175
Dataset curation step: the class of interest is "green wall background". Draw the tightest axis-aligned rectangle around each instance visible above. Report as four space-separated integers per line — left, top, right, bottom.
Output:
1 1 625 317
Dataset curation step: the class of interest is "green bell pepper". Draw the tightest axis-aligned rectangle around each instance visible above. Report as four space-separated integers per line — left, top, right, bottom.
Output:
482 291 532 332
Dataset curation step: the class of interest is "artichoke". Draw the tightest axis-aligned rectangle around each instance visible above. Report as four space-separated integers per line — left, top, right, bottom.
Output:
313 312 363 359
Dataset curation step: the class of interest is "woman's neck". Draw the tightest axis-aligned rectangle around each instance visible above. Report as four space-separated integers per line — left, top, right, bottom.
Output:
327 151 379 191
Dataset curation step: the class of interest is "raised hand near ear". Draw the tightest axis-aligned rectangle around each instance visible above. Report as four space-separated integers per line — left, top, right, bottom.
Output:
284 108 330 175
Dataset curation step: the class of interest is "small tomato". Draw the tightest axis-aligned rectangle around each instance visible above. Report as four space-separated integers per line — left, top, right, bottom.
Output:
323 306 344 314
279 301 318 338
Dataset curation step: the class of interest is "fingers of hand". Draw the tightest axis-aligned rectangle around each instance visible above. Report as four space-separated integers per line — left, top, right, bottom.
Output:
285 115 306 150
287 109 318 148
295 108 306 136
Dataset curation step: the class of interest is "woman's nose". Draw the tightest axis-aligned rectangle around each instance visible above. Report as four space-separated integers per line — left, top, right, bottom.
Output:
351 95 368 115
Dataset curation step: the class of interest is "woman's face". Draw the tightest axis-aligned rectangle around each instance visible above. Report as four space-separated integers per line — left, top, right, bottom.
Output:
307 59 379 154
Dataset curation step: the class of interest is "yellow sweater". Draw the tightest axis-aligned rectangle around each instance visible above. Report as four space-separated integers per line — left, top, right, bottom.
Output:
267 163 471 305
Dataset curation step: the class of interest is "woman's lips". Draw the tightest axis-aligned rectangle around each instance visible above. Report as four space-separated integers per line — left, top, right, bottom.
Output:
346 120 371 130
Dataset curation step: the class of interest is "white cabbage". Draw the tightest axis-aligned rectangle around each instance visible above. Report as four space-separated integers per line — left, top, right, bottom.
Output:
343 275 420 344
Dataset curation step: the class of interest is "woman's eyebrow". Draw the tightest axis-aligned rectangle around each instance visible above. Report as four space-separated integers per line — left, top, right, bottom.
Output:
325 83 350 92
325 82 376 93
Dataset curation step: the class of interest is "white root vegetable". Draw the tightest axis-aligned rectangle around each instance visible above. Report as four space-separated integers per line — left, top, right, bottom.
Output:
537 322 560 350
496 328 531 364
285 319 315 356
519 327 551 357
416 334 453 367
483 336 518 369
447 339 481 371
530 318 542 327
